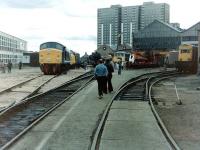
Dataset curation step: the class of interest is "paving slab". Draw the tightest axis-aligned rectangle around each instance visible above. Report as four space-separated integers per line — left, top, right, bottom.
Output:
100 139 171 150
99 101 171 150
111 101 150 109
101 120 166 140
8 69 162 150
9 131 52 150
107 107 156 122
45 138 91 150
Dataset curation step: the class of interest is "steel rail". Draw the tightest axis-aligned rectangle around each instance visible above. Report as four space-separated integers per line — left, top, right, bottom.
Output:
0 71 93 114
0 72 94 149
0 74 59 113
0 75 42 95
90 71 171 150
148 74 181 150
90 70 178 150
90 75 136 150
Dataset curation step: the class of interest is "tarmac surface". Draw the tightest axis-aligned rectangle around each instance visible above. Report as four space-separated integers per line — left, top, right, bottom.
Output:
1 67 199 150
6 68 172 150
99 101 171 150
153 75 200 150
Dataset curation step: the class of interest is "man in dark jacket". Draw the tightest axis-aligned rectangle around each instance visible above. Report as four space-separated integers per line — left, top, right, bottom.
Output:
19 61 22 70
105 59 114 93
94 59 108 99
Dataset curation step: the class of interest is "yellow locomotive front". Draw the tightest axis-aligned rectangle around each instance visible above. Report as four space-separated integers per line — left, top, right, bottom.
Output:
39 42 70 75
178 44 193 61
175 44 198 74
70 52 76 65
39 49 62 64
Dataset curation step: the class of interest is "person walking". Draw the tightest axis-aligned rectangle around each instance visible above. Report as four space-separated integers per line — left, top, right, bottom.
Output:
7 61 12 73
105 59 114 93
94 59 108 99
2 63 5 73
118 61 122 75
19 61 22 70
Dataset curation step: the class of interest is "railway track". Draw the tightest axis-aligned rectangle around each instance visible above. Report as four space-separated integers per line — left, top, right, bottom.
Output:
148 74 181 150
0 75 57 112
0 71 94 149
0 75 42 95
91 70 181 150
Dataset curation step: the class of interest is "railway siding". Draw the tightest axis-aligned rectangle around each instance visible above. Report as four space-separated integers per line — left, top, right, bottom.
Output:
154 75 200 150
0 68 86 112
100 101 171 150
0 67 41 93
7 69 150 150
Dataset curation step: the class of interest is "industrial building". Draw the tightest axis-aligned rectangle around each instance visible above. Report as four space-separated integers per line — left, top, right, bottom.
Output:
181 22 200 46
97 2 170 48
133 20 182 50
0 31 27 65
133 20 200 51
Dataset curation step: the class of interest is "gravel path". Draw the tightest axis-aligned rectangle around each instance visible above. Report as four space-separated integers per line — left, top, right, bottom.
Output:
153 75 200 150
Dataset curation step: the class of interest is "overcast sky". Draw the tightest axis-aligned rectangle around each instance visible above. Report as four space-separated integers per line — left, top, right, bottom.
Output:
0 0 199 56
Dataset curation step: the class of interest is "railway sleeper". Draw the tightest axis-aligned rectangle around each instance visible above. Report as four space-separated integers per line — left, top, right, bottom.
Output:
36 97 66 102
118 98 144 101
29 102 57 109
47 93 71 98
122 93 144 96
121 95 144 98
0 129 17 139
55 89 76 92
126 88 145 92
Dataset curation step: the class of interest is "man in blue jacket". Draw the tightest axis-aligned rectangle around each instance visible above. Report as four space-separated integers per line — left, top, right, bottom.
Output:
94 59 108 99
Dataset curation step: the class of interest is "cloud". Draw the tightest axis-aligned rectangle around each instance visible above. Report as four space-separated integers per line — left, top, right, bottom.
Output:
0 0 54 8
64 35 96 41
0 0 199 57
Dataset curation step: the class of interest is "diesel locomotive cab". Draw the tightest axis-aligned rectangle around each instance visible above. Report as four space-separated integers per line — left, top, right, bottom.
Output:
39 42 71 75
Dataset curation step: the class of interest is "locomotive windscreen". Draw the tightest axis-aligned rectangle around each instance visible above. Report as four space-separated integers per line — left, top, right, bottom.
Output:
40 42 65 51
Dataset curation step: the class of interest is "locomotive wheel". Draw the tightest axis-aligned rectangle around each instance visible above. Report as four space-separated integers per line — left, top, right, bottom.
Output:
57 65 61 74
52 65 57 74
43 65 49 75
49 65 53 75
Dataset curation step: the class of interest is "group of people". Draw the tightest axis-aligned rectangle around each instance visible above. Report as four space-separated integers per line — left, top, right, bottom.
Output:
0 61 12 73
94 58 114 99
0 61 23 73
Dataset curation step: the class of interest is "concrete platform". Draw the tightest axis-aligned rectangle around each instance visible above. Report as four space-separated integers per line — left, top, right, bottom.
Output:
99 101 171 150
7 69 167 150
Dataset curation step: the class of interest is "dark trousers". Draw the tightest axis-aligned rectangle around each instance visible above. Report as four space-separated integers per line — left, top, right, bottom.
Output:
103 76 108 94
118 68 121 75
96 76 105 96
107 75 113 92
